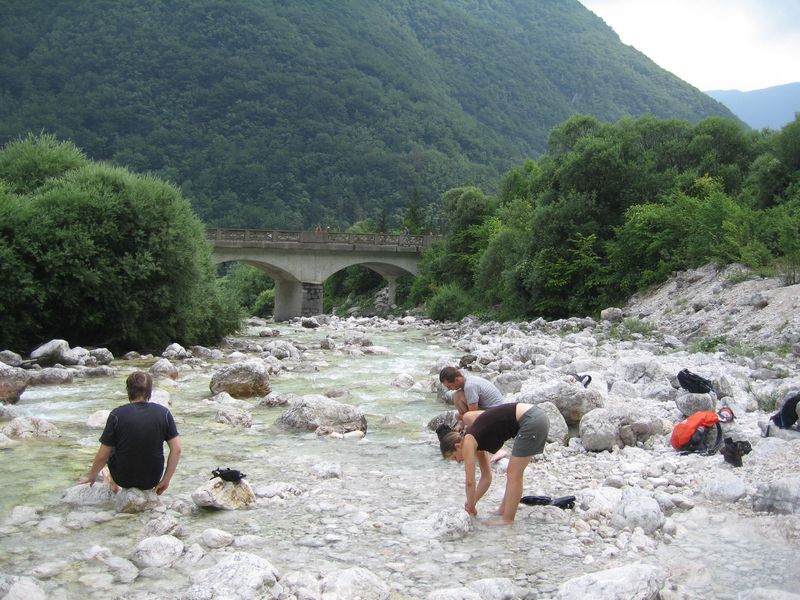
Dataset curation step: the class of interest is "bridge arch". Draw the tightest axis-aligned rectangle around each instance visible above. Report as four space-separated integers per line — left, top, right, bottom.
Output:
208 229 439 320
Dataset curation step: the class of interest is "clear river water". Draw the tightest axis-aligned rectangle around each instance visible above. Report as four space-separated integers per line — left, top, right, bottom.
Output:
1 321 798 599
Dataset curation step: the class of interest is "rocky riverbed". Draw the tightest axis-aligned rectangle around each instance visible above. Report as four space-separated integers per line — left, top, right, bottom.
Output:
0 264 799 600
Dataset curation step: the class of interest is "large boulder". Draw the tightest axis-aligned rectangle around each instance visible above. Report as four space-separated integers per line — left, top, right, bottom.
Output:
89 348 114 365
400 508 473 541
29 339 70 366
0 574 48 600
276 394 367 435
427 410 458 434
0 350 23 367
115 488 163 513
215 405 253 428
150 358 179 380
610 489 665 534
162 343 189 359
183 551 279 600
675 391 716 417
0 364 28 404
0 405 17 421
517 380 603 426
192 478 256 510
262 340 301 361
62 483 115 507
753 476 800 514
27 367 74 386
129 535 184 568
2 416 60 440
579 407 665 451
209 360 271 398
320 567 390 600
538 401 569 445
557 563 668 600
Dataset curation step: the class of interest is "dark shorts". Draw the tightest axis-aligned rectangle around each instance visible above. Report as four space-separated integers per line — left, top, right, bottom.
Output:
511 406 549 457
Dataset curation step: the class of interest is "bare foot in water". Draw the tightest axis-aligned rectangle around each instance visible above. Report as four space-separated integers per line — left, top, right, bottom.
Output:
490 449 509 464
487 516 514 526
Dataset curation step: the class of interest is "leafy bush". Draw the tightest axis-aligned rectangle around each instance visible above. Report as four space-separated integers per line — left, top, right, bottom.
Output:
0 133 88 195
253 289 275 318
425 283 476 322
219 264 274 315
0 135 240 352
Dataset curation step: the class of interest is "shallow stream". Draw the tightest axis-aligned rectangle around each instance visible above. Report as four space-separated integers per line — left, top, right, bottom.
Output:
1 323 798 598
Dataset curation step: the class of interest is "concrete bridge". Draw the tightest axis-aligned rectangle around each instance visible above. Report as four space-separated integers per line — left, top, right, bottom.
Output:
207 228 441 320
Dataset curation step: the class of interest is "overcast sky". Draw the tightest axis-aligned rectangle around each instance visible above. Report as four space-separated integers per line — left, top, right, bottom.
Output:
579 0 800 91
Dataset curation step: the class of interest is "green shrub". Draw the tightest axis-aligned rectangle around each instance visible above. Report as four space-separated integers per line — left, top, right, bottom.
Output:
253 289 275 318
425 283 476 322
689 336 728 353
0 135 240 352
219 264 274 314
0 133 88 195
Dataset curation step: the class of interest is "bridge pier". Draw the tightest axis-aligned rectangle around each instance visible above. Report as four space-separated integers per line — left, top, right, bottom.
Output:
272 279 324 321
272 279 302 322
384 276 397 306
301 282 324 317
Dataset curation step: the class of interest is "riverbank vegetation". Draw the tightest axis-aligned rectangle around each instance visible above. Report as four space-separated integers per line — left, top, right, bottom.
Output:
406 114 800 321
0 134 241 353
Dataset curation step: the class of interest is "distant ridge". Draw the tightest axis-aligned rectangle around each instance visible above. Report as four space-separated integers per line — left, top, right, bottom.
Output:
1 0 740 229
706 82 800 130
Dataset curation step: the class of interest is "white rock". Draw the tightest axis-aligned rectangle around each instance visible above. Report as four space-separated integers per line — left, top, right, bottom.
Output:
320 567 390 599
183 551 279 600
201 527 235 548
129 535 184 568
557 562 668 600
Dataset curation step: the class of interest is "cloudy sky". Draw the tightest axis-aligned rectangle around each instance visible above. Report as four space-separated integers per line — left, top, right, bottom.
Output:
579 0 800 91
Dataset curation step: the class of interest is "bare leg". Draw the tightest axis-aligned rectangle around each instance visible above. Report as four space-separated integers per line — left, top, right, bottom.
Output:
490 448 510 463
489 455 531 525
452 390 468 431
103 467 120 494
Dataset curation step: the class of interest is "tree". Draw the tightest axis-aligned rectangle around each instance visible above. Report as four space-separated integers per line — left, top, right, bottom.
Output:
0 135 240 352
404 187 425 234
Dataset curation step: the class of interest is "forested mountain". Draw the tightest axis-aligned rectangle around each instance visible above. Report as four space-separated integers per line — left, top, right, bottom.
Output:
707 83 800 130
0 0 737 230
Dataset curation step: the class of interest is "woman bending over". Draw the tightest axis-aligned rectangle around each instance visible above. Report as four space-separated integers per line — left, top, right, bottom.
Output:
439 402 549 524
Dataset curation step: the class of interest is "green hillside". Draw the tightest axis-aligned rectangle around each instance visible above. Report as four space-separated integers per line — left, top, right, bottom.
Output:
0 0 737 229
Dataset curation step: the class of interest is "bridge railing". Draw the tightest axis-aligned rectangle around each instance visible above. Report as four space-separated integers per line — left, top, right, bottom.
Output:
206 228 443 248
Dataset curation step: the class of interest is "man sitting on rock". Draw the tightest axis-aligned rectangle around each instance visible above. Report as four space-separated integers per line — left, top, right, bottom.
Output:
80 371 181 495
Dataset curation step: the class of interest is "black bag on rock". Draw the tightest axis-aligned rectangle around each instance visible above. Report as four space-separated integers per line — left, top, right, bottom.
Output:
770 392 800 429
677 368 715 394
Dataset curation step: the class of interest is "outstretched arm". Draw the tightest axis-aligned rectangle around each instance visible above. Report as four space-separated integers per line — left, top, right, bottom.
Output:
79 444 113 485
155 436 182 495
474 450 493 504
461 436 479 515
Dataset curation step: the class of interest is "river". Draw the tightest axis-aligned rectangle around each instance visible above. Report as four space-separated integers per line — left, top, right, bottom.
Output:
1 320 798 599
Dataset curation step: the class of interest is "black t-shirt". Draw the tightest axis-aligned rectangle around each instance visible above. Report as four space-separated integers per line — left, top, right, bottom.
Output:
467 402 519 453
100 401 179 490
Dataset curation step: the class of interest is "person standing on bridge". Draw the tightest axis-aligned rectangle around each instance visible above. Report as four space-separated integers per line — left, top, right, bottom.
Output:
439 366 507 432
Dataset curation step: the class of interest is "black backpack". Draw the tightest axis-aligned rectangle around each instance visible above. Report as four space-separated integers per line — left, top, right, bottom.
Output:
677 369 715 394
770 392 800 429
211 467 247 483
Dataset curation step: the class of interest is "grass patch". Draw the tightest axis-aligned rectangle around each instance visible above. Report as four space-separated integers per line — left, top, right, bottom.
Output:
688 335 727 353
610 318 658 341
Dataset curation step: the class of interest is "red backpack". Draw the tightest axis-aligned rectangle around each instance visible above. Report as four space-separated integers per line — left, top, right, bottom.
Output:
671 411 722 454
